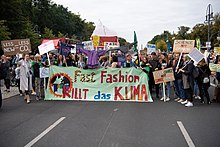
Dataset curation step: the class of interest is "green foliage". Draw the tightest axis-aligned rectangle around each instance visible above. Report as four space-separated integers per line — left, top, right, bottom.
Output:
42 27 55 39
118 37 127 46
156 40 167 51
0 20 11 41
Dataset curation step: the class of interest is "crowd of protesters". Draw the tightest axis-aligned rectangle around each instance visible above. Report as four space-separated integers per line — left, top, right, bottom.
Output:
0 47 220 107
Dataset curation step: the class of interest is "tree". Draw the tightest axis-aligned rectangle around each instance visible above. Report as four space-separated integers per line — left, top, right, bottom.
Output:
42 27 55 39
0 20 11 41
176 26 190 39
57 32 66 38
156 40 167 51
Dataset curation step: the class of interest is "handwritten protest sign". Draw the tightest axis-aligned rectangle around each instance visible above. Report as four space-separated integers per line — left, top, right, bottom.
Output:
214 47 220 56
188 48 204 63
82 41 94 50
38 40 54 55
153 68 175 84
209 63 220 72
45 66 153 102
1 39 31 55
40 67 49 78
173 40 195 53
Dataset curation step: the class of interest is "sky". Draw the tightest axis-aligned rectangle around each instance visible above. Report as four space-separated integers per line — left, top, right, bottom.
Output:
52 0 220 48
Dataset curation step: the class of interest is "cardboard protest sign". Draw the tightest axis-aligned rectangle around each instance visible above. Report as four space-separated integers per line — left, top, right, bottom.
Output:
173 40 195 53
146 44 156 55
1 39 31 55
38 40 55 55
40 67 50 78
209 63 220 72
214 47 220 56
153 68 175 84
45 66 153 102
188 48 204 63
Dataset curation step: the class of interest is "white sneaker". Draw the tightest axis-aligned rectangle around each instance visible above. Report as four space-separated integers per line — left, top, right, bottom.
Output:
160 97 164 101
185 102 193 107
181 100 188 105
177 99 184 103
165 97 170 102
32 92 36 95
196 96 201 100
174 98 180 101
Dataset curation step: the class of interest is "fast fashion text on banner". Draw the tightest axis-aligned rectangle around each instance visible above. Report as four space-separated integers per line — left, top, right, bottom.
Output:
45 66 153 102
1 39 31 55
173 40 195 53
153 68 175 84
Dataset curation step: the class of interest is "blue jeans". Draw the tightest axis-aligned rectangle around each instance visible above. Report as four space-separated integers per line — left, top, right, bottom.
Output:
174 79 185 99
194 80 198 96
162 82 171 98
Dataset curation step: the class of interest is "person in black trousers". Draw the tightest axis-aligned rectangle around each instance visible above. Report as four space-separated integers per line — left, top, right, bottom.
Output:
197 59 211 104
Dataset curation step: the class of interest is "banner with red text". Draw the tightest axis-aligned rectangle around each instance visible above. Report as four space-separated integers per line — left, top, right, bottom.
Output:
45 66 153 102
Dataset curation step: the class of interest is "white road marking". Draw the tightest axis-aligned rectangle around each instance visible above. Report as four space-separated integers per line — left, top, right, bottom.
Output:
24 117 66 147
177 121 195 147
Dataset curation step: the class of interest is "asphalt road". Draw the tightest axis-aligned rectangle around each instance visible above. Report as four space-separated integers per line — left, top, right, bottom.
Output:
0 91 220 147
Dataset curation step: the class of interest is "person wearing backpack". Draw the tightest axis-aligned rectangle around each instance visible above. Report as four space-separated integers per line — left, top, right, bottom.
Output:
197 59 211 104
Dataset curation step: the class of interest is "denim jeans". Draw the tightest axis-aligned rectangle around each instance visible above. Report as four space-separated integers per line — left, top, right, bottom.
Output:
162 82 171 98
174 79 185 99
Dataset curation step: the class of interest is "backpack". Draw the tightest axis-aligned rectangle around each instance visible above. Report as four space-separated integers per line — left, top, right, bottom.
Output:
0 62 7 80
192 66 199 79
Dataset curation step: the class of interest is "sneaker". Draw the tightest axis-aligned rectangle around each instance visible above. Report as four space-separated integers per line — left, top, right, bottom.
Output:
174 98 180 101
20 94 23 96
181 100 188 105
197 96 201 100
207 101 211 105
200 100 205 104
32 92 36 95
160 97 164 101
177 99 184 103
185 102 193 107
36 97 39 101
165 97 170 102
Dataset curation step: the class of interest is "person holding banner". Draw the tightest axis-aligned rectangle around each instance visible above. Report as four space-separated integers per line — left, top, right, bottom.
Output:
19 54 32 104
214 55 220 103
178 55 194 107
123 54 137 68
173 54 185 102
57 55 67 67
159 53 171 102
32 54 43 101
197 59 211 104
149 52 161 98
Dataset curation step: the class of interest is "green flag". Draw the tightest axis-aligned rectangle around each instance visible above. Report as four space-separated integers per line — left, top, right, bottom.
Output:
196 38 201 51
134 31 138 52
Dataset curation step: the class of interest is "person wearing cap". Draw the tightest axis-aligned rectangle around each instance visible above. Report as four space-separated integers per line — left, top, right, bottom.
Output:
32 54 43 100
149 52 161 98
123 54 137 68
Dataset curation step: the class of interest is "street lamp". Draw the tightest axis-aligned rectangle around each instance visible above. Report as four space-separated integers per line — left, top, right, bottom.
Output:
204 4 214 49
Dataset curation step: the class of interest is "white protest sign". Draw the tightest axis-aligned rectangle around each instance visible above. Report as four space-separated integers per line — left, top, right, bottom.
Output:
40 67 49 78
38 40 55 55
71 44 76 53
146 44 156 54
188 48 204 63
82 41 94 50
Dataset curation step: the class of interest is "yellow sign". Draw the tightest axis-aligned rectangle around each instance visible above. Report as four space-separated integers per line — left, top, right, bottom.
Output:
92 36 100 47
214 47 220 56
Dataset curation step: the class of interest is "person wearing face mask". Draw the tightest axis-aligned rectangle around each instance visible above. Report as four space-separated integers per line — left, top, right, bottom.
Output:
19 54 32 104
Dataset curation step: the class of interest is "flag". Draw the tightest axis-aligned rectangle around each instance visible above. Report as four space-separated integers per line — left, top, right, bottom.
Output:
196 38 201 51
59 42 73 56
134 31 138 52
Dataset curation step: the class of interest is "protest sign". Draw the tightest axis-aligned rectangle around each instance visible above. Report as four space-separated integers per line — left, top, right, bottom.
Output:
45 66 153 102
188 48 204 63
153 68 175 84
82 41 94 50
209 63 220 72
92 36 100 47
146 44 156 55
214 47 220 56
40 67 50 78
38 40 54 55
173 40 195 53
1 39 31 55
